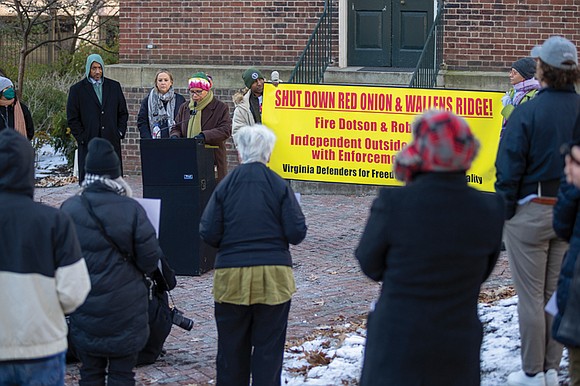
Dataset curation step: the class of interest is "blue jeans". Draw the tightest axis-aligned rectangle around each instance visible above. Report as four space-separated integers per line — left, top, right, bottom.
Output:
0 352 66 386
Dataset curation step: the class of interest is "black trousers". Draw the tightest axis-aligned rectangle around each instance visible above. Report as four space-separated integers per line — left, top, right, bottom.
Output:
77 351 138 386
215 300 291 386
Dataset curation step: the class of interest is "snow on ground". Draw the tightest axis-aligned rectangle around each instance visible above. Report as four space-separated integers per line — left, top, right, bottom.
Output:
281 297 570 385
35 143 68 178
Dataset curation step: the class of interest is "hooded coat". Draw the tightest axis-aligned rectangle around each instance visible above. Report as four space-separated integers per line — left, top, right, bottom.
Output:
66 54 129 183
0 129 91 360
60 182 161 357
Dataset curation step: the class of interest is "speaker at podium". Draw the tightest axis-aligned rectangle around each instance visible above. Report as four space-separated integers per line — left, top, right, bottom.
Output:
140 138 217 275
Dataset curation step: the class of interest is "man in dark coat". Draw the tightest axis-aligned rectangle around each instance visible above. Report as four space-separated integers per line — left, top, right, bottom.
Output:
67 53 129 184
355 110 504 386
61 138 161 385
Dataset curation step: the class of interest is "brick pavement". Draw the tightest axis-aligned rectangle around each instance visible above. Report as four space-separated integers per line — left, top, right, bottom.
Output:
34 176 512 386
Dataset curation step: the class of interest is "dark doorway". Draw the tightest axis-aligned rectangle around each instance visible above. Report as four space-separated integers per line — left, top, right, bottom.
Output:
347 0 434 68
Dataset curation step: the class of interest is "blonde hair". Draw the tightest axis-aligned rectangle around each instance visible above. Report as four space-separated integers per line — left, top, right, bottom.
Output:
154 69 174 89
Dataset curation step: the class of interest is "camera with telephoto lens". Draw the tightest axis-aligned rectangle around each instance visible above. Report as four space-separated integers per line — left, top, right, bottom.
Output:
171 307 193 331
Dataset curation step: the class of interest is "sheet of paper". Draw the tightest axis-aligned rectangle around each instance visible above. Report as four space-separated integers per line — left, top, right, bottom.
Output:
545 291 558 316
134 197 161 238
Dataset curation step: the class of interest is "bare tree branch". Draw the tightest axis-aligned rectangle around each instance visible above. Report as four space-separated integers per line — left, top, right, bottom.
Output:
0 0 118 96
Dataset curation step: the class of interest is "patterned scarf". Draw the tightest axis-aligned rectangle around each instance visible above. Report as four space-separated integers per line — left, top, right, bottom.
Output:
394 110 479 183
147 87 177 137
82 173 128 196
187 90 214 138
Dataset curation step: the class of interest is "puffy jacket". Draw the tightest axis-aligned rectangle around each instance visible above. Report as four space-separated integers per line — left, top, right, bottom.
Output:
0 128 90 360
60 182 161 356
200 162 307 268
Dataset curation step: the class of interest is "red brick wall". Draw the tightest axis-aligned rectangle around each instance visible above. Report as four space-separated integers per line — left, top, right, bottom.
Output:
119 1 328 66
444 0 580 71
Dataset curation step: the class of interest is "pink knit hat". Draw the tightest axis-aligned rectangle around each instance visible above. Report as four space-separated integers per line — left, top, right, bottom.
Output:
188 72 212 91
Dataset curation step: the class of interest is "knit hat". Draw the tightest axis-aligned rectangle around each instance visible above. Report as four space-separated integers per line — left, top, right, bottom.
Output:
394 110 480 183
0 76 13 92
242 68 264 88
188 72 212 91
512 57 536 80
531 36 578 70
85 138 121 179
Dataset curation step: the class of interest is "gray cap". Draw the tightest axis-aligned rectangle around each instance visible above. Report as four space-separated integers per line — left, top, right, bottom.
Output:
531 36 578 70
0 76 13 91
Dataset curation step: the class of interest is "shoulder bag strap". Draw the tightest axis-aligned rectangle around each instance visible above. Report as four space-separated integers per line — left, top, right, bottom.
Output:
80 193 128 259
80 193 154 299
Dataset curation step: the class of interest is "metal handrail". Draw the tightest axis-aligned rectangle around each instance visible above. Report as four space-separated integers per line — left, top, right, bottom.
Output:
409 3 444 88
288 0 333 84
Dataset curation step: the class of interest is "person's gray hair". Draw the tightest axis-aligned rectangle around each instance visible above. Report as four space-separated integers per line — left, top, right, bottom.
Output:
235 124 276 164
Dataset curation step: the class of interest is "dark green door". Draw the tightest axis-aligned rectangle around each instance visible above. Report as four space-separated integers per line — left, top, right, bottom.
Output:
392 0 434 67
348 0 434 68
348 0 391 66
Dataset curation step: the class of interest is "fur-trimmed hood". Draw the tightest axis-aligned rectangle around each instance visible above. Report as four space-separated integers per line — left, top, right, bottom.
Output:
233 88 249 105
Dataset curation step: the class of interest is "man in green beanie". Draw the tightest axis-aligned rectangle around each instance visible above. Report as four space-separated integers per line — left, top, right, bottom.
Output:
67 53 129 184
232 68 265 144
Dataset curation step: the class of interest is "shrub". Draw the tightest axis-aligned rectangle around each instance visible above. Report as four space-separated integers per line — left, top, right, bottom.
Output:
23 71 79 167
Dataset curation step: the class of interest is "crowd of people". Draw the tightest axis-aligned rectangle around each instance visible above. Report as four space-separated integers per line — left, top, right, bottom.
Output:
1 34 580 386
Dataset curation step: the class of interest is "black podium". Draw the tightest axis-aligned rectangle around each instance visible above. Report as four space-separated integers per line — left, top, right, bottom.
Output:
140 138 217 275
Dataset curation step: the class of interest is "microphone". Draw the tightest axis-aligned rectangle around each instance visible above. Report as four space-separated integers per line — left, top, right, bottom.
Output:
271 71 280 86
170 102 198 138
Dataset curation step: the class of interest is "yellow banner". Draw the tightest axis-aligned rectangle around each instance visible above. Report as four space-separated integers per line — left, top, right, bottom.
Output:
262 83 504 192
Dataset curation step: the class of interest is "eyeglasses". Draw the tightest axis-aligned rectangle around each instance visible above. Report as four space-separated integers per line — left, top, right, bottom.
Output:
189 89 205 96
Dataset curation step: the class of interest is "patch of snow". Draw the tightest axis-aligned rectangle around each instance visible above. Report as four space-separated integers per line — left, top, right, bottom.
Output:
281 296 570 385
35 143 68 178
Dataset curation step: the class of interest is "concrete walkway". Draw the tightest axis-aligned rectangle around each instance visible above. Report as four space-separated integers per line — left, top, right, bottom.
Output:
35 175 511 385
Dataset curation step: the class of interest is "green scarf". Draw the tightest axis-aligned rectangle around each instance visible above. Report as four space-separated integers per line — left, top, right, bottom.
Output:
187 91 214 138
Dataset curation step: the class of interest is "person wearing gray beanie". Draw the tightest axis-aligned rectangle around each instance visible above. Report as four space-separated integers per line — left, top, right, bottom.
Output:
500 57 541 135
512 57 537 80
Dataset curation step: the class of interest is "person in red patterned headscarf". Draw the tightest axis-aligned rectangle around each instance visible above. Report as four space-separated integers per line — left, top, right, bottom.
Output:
356 109 505 386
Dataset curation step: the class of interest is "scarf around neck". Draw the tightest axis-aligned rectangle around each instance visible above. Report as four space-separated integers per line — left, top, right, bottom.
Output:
187 90 214 138
511 78 541 106
147 87 176 137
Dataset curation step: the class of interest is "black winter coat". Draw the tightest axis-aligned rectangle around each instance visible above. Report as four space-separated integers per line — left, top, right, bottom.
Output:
66 77 128 182
137 92 186 139
60 183 161 357
553 178 580 347
0 99 35 140
355 173 504 386
200 162 307 268
495 86 580 219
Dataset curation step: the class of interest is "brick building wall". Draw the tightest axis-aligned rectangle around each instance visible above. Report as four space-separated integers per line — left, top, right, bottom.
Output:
119 0 328 66
444 0 580 71
119 0 579 72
